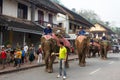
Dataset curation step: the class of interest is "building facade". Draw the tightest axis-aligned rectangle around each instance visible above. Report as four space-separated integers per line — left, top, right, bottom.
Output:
0 0 63 48
90 23 115 39
55 3 93 46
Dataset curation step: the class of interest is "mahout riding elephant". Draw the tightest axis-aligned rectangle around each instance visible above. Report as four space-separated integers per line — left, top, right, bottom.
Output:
41 34 70 73
75 35 90 67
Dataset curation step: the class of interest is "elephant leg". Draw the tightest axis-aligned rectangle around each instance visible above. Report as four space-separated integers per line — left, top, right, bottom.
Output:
48 55 56 73
100 48 104 59
92 50 96 57
83 55 86 66
104 47 107 59
45 53 49 72
79 54 83 67
78 53 82 66
91 50 95 57
80 54 84 67
45 51 51 72
81 53 86 67
65 54 69 68
87 50 91 58
98 50 100 57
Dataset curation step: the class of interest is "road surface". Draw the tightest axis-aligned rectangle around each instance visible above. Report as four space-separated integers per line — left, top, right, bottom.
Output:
0 53 120 80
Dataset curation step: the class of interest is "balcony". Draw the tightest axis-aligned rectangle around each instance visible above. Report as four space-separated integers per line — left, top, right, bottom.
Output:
35 20 58 28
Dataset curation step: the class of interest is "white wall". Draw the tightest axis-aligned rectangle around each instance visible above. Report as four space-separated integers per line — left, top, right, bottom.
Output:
57 13 69 33
53 15 58 24
35 8 58 25
44 12 48 22
28 7 31 20
34 9 38 21
2 0 59 24
3 0 18 17
35 8 49 22
3 0 31 20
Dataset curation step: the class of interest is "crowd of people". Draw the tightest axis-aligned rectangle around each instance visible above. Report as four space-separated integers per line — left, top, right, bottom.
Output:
0 43 43 69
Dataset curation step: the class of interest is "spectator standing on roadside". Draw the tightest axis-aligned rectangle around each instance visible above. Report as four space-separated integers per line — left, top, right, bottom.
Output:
24 44 28 62
29 44 35 64
37 45 43 64
0 47 7 69
16 48 22 67
6 50 11 66
21 47 25 64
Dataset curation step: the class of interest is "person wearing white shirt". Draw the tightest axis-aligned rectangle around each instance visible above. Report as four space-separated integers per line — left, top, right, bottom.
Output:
24 44 28 62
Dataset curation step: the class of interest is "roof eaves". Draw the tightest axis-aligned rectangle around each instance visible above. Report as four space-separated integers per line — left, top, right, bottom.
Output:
56 4 94 27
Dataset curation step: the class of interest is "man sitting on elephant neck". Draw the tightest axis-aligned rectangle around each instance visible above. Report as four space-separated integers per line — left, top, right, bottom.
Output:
78 27 86 36
102 36 107 40
90 38 94 45
43 24 52 35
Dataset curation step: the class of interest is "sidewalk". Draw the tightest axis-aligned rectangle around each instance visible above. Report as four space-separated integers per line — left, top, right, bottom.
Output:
0 55 78 75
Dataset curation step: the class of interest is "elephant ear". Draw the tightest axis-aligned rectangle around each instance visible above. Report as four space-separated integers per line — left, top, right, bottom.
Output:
49 38 58 52
41 36 46 44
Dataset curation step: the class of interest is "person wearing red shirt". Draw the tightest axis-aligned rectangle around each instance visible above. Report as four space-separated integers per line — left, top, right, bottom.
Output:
0 47 7 69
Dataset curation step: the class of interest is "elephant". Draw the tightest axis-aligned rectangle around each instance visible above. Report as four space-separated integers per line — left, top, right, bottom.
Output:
75 35 90 67
99 40 110 60
41 34 70 73
88 42 100 58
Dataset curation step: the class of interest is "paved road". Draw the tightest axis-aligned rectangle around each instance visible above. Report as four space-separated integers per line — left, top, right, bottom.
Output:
0 53 120 80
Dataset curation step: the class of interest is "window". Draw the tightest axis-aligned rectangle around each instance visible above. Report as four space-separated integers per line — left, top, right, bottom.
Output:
17 3 28 19
38 10 44 25
0 0 3 14
58 23 62 27
48 14 53 23
69 23 72 30
74 25 77 32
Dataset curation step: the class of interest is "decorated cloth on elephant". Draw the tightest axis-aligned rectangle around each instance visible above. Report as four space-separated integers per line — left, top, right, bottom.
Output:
76 35 87 44
42 34 71 49
89 42 101 50
43 34 52 40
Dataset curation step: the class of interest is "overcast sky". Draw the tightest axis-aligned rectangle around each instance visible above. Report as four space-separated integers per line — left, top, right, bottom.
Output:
61 0 120 27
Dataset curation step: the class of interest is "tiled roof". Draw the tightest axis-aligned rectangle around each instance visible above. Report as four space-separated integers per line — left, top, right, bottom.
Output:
97 23 115 34
25 0 64 14
54 3 94 27
0 15 43 34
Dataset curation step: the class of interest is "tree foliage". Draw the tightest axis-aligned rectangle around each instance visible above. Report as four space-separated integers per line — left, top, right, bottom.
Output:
78 9 116 32
78 10 102 24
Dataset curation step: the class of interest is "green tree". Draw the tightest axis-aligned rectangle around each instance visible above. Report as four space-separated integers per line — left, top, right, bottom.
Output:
78 9 114 29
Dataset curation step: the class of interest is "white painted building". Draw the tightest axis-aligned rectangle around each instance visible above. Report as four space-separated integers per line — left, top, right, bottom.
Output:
0 0 63 48
1 0 58 26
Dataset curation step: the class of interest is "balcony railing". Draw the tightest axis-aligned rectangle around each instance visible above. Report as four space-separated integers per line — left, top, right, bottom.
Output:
35 20 58 28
